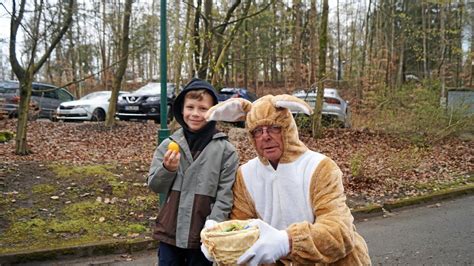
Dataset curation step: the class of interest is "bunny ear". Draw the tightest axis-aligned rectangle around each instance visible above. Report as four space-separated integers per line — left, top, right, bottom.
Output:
206 98 253 122
272 94 313 115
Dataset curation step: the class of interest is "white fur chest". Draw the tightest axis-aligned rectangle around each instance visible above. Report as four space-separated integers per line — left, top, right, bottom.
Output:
241 150 326 229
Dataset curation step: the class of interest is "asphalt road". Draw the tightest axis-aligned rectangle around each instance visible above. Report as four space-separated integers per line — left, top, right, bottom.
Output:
16 195 474 265
357 194 474 265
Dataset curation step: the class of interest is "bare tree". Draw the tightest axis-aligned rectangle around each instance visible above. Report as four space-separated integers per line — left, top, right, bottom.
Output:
9 0 74 155
312 0 329 138
105 0 132 127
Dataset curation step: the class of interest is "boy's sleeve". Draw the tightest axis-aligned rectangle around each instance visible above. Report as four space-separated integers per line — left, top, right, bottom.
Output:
147 139 177 194
208 143 239 221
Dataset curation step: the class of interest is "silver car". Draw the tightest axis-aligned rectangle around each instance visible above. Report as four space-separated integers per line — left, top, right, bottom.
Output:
292 88 351 128
56 91 126 122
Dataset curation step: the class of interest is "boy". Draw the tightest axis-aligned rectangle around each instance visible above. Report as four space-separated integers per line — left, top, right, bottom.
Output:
147 78 239 266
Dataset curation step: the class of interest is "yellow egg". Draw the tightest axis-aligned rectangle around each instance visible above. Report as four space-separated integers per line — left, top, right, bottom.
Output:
168 141 180 152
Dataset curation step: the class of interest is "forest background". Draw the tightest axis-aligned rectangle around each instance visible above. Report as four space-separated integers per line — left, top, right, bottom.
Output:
0 0 473 257
0 0 473 102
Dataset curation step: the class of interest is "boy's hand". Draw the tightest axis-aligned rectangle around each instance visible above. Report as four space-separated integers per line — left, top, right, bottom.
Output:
163 149 180 172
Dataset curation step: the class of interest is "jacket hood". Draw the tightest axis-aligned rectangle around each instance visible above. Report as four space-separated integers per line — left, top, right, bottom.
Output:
172 78 218 128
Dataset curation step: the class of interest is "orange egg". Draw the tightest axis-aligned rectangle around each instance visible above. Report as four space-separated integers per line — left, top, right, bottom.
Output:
168 141 180 152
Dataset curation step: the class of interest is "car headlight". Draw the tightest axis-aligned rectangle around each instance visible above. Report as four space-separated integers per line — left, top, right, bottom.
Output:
146 97 160 102
75 105 91 109
118 99 126 104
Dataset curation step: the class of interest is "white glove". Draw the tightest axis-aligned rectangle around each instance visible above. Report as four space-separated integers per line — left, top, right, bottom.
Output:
237 219 290 265
200 219 218 262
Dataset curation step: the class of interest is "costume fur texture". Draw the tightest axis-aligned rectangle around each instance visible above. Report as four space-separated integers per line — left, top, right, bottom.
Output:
206 95 371 265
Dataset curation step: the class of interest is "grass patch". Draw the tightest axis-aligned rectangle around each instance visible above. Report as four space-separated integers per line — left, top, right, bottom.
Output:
32 184 57 195
0 130 15 143
129 195 159 212
0 200 153 254
9 207 35 219
62 201 118 220
48 163 128 197
349 152 366 179
49 164 116 180
412 176 472 191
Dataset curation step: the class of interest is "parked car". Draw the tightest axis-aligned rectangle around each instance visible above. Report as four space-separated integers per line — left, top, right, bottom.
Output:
56 91 126 122
0 80 75 120
292 88 351 128
217 87 257 102
116 82 179 123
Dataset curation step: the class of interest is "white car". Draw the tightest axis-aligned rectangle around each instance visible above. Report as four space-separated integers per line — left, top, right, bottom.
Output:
292 88 351 128
56 91 125 121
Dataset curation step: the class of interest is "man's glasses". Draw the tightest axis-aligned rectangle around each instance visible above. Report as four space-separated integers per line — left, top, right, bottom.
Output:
251 125 282 139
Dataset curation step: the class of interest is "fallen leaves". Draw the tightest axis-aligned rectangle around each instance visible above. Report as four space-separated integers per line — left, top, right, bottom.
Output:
0 119 472 207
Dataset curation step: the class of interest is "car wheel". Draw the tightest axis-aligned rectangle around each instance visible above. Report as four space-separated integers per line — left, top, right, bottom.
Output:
92 108 106 121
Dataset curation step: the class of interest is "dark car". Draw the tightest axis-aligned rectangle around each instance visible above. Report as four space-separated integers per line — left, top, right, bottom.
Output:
0 80 75 120
217 87 257 102
116 82 179 123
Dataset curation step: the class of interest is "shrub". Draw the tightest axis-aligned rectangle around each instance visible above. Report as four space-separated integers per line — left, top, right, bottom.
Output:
358 83 473 145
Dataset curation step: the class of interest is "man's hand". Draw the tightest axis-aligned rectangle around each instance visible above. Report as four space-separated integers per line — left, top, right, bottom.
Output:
237 219 290 265
200 219 218 262
163 149 180 172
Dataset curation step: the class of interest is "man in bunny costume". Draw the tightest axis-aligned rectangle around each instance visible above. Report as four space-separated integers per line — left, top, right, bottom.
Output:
204 95 371 265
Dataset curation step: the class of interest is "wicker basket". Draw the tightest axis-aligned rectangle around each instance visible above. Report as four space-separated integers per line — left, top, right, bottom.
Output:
201 219 259 265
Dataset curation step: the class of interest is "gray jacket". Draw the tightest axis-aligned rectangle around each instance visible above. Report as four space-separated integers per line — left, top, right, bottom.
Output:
147 128 239 248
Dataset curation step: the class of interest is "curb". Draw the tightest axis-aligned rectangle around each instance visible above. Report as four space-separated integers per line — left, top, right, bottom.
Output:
352 183 474 220
0 238 158 265
1 184 473 265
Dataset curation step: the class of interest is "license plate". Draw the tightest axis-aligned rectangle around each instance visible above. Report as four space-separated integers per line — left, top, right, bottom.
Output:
125 106 139 111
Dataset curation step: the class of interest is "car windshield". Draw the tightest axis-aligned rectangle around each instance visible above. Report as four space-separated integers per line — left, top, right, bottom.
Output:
0 82 19 93
0 87 17 94
134 83 175 95
81 91 111 100
135 83 160 94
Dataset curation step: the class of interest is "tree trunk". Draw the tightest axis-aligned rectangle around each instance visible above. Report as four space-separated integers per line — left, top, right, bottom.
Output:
197 0 213 79
271 1 279 85
309 0 318 86
211 0 251 85
336 0 342 81
100 0 108 89
312 0 329 139
9 0 74 155
440 3 447 106
106 0 132 127
173 0 185 87
421 1 429 79
192 0 203 78
359 0 372 103
292 0 302 88
471 8 474 87
15 76 33 155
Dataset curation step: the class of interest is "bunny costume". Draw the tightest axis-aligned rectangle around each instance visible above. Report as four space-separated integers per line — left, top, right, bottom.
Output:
206 95 371 265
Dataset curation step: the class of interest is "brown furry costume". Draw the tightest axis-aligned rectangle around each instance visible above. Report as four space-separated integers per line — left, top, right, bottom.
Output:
206 95 371 265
